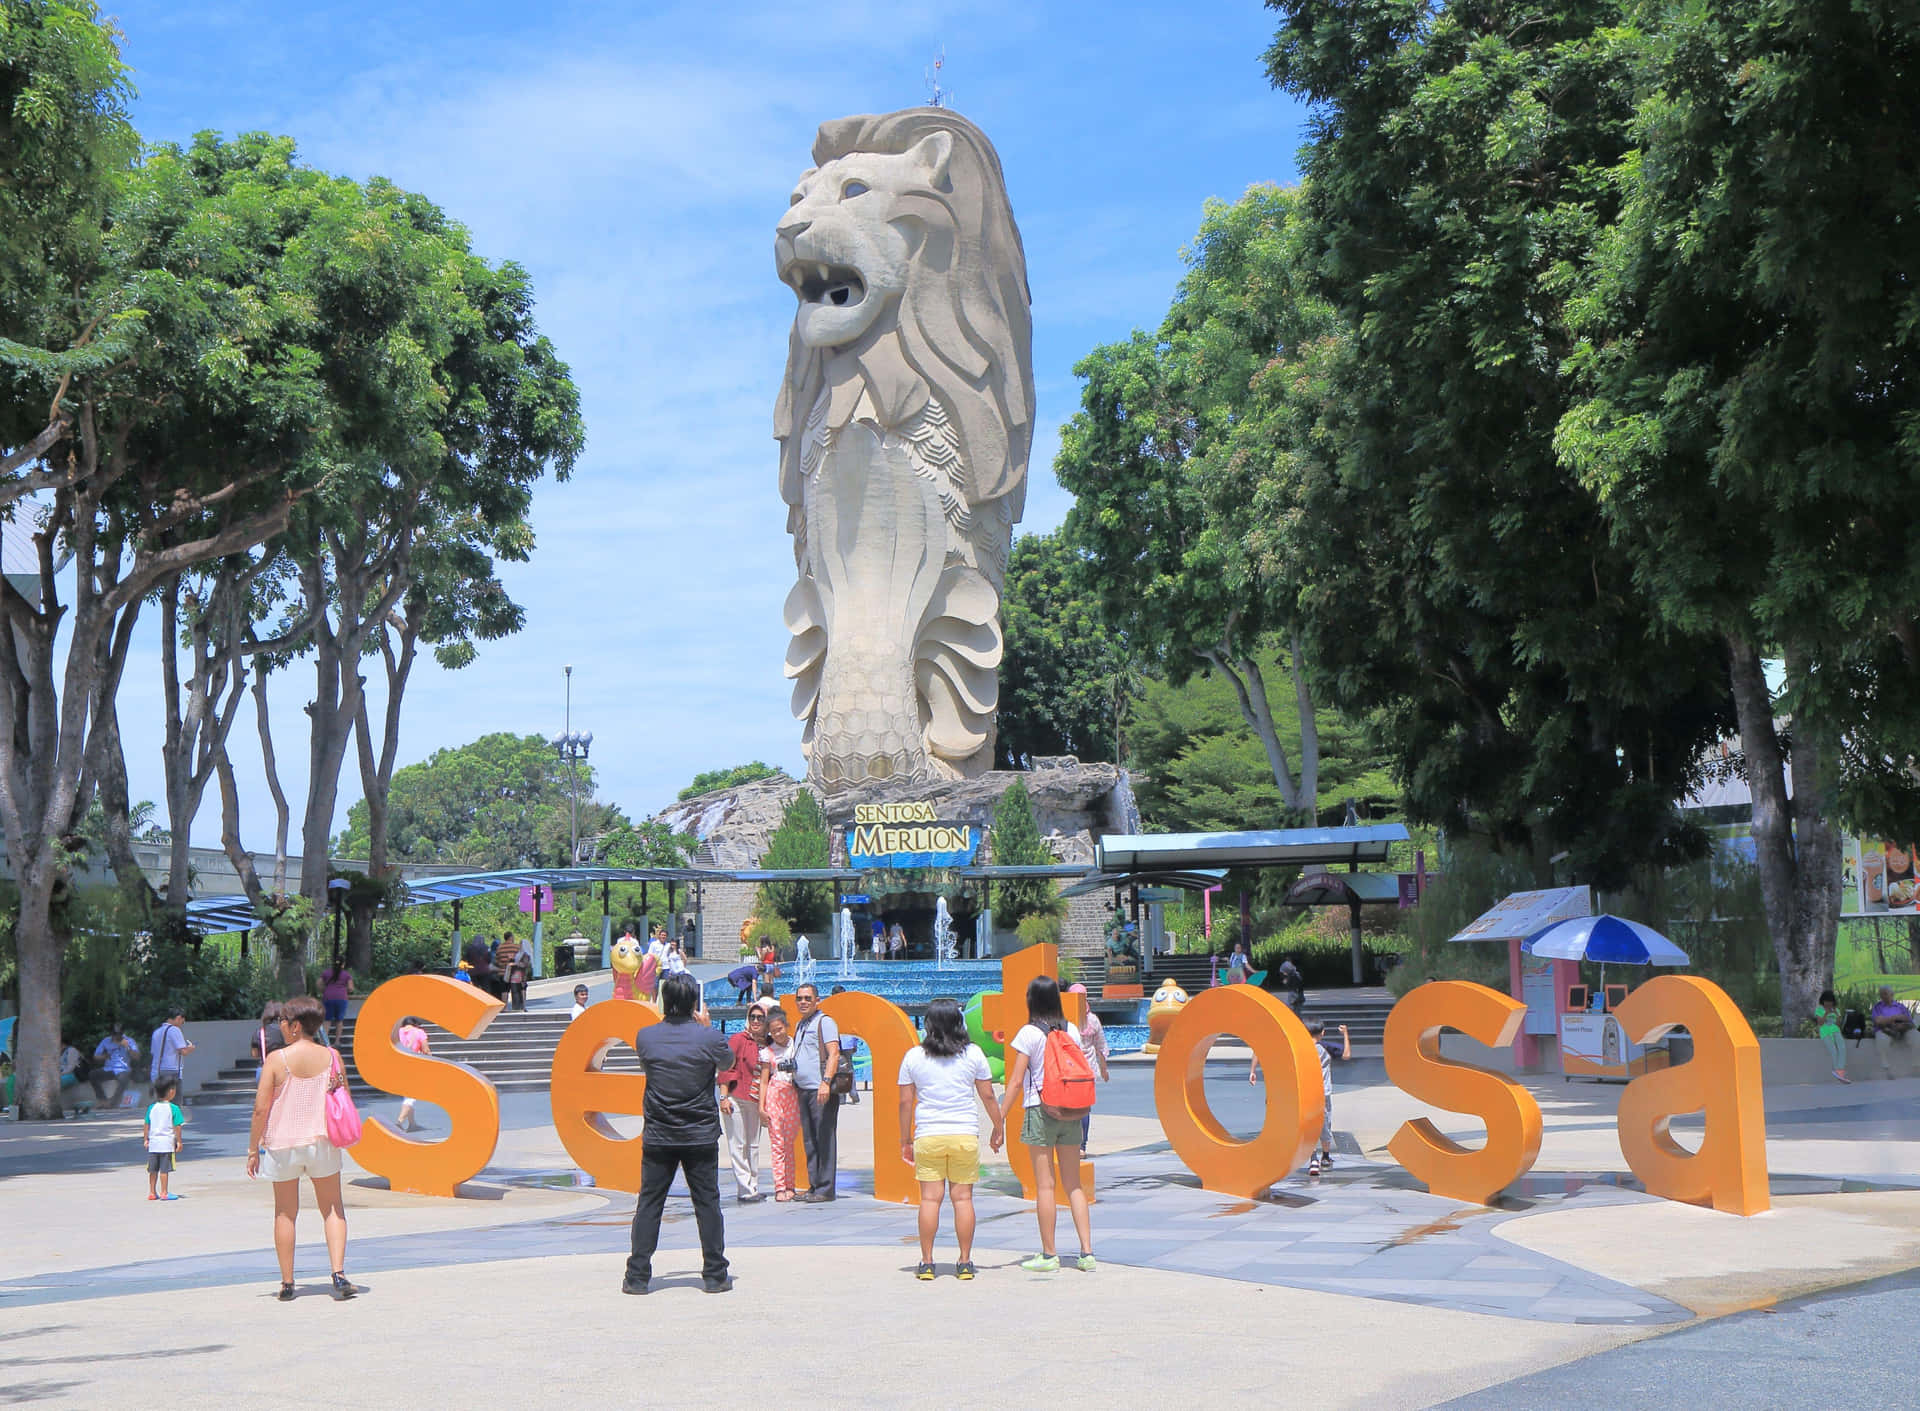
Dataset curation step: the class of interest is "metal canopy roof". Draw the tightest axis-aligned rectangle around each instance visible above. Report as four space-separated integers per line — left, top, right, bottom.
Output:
1057 868 1228 900
1095 824 1410 873
1285 871 1405 907
184 862 1100 935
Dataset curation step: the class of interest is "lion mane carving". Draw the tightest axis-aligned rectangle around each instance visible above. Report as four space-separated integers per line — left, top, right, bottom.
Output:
773 109 1034 791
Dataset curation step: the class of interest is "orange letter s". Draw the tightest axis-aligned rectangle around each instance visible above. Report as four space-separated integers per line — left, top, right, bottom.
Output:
1383 981 1543 1204
351 975 503 1198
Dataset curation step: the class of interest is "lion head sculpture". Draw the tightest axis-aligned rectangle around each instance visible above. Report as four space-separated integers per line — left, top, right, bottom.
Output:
773 109 1034 791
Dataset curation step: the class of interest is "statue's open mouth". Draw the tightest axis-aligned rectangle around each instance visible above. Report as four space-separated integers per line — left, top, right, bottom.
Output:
782 259 867 309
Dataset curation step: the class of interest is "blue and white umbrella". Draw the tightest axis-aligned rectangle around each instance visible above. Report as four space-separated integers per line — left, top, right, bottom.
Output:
1523 914 1689 967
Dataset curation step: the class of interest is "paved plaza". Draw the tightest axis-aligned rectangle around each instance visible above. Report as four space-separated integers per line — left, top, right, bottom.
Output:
6 1027 1920 1409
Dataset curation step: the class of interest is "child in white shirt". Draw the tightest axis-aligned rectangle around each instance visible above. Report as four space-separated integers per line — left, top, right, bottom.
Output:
144 1074 186 1200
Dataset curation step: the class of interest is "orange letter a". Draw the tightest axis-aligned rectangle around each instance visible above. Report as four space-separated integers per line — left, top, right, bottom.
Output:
1614 975 1769 1216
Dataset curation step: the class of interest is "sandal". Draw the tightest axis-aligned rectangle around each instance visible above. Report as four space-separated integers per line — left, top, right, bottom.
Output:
774 1190 794 1202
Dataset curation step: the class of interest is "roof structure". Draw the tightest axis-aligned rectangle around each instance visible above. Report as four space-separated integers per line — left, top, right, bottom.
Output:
1057 868 1227 900
184 861 1099 935
1094 824 1409 874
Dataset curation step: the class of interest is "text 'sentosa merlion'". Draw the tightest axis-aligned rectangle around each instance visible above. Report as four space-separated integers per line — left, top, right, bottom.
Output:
773 108 1034 792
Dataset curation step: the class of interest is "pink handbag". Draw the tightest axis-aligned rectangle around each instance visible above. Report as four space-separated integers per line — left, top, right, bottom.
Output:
323 1048 363 1148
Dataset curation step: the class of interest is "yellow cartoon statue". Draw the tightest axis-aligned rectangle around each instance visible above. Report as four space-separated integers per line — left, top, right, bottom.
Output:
1142 979 1190 1055
611 934 644 1003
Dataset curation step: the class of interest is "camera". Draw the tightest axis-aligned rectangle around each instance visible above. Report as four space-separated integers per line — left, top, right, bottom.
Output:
776 1058 797 1074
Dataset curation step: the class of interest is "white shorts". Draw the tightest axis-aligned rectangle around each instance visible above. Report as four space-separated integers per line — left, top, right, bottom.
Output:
259 1138 342 1183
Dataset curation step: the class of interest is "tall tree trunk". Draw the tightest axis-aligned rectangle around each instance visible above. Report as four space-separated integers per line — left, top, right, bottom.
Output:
90 703 158 918
1728 634 1843 1033
253 665 292 899
1289 630 1320 819
10 860 65 1118
346 612 419 974
1200 631 1309 818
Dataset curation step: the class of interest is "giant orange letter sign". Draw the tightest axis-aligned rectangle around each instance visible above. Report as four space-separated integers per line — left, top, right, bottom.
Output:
818 991 921 1204
351 976 503 1197
1614 975 1769 1216
979 944 1093 1200
550 1000 658 1194
1155 984 1322 1197
1383 981 1543 1204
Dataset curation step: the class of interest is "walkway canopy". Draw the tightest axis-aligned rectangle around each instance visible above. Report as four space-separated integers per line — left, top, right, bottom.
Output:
183 862 1097 936
1094 824 1408 874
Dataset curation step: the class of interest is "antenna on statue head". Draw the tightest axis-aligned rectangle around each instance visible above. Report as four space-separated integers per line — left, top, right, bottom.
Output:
925 46 950 108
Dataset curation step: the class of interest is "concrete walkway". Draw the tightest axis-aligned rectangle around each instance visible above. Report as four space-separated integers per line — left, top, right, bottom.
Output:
6 1062 1918 1408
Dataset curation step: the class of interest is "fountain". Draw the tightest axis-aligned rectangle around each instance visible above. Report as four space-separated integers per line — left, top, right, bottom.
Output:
794 933 817 989
837 906 856 980
933 896 957 969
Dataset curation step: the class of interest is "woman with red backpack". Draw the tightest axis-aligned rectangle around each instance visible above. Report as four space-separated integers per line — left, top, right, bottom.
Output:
999 975 1097 1273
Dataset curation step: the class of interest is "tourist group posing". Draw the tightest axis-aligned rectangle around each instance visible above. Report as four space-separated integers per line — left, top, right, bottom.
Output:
627 971 1107 1293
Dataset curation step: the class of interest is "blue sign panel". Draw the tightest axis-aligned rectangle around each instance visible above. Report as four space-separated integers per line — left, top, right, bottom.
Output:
847 802 979 870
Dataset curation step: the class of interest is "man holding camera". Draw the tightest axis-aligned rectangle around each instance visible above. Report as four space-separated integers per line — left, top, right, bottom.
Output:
623 972 733 1294
791 984 845 1202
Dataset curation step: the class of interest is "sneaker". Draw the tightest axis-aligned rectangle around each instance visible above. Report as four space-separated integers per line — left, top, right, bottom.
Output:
915 1262 936 1281
330 1273 356 1301
1076 1252 1098 1272
1020 1253 1060 1273
736 1192 766 1205
277 1282 296 1302
1836 1071 1853 1084
702 1276 734 1294
1320 1150 1336 1168
1308 1157 1322 1182
621 1277 650 1295
955 1261 977 1281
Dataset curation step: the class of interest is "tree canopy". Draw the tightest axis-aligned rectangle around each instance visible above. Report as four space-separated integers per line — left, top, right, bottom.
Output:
995 531 1129 769
756 788 833 935
333 732 616 871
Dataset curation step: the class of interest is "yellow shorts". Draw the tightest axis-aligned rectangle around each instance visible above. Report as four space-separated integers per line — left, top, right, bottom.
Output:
913 1133 981 1185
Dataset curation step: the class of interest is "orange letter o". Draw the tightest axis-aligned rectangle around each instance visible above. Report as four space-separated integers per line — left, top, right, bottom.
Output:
1154 985 1322 1197
351 976 503 1197
1614 975 1769 1216
550 1000 659 1194
1383 981 1543 1204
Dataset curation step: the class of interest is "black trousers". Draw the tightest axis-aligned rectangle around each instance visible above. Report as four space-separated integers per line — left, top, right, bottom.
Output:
795 1087 841 1194
626 1142 728 1284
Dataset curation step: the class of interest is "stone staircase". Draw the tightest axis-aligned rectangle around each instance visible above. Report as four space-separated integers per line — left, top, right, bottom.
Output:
190 1009 642 1105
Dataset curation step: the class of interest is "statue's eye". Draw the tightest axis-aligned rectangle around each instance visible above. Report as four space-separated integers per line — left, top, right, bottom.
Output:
842 180 869 199
789 192 805 206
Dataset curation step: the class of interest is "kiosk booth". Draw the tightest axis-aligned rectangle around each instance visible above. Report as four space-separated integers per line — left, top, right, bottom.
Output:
1525 913 1691 1082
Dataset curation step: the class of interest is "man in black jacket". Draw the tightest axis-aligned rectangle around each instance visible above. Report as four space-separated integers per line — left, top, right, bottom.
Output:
624 972 735 1294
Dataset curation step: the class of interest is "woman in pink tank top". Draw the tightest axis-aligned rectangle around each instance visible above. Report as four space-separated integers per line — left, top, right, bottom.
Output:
246 994 356 1301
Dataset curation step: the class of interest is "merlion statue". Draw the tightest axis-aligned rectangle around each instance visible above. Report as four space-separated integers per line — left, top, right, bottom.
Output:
774 108 1034 790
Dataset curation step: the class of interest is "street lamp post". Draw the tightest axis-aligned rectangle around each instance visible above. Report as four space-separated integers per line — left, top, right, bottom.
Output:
551 665 592 865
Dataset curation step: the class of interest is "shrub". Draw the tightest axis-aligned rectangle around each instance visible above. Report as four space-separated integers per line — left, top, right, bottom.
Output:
745 913 793 956
1016 912 1062 948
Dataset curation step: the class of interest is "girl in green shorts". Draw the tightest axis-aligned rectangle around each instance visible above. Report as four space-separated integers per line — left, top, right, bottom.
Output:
1000 975 1095 1273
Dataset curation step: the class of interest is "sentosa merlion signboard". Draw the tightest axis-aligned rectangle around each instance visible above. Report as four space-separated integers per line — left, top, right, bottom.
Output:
772 108 1034 792
847 800 978 868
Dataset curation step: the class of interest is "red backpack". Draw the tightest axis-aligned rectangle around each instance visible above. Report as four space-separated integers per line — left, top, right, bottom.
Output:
1038 1026 1098 1119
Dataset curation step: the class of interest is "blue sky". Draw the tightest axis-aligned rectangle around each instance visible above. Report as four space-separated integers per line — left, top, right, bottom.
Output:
106 0 1310 844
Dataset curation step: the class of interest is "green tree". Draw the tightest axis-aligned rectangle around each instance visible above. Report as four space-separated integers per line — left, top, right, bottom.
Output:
987 777 1060 927
996 532 1131 769
3 15 342 1118
595 820 694 868
679 762 784 800
755 789 833 935
1128 644 1398 833
334 732 617 871
1554 0 1920 1026
1257 0 1732 888
1056 186 1329 818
